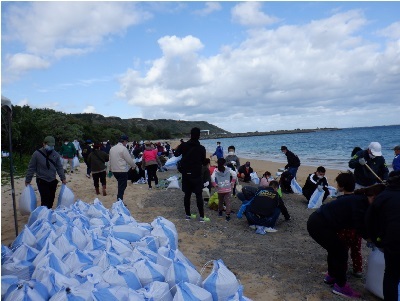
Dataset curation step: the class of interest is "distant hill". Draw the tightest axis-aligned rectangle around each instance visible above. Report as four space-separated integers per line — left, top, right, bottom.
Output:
70 113 229 138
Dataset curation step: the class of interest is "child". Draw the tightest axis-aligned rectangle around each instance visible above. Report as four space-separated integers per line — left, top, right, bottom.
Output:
211 158 237 221
260 171 274 188
225 145 240 196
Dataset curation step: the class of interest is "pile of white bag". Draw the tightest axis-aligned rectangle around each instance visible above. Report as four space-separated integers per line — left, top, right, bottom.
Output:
1 199 252 300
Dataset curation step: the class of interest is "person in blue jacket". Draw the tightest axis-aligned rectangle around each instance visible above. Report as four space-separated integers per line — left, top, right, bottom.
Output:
211 141 224 159
392 145 400 171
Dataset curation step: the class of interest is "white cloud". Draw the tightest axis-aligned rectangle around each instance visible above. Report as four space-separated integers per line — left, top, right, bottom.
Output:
193 2 222 16
17 98 29 106
231 2 280 27
6 53 50 77
376 21 400 39
83 106 96 113
117 10 400 132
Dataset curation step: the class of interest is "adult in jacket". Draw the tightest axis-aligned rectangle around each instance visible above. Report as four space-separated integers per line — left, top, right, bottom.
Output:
87 143 109 196
237 161 253 183
302 166 330 203
348 142 389 189
174 127 209 222
281 146 301 178
365 170 400 301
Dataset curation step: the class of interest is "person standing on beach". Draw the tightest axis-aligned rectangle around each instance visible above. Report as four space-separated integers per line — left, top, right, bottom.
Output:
211 141 224 160
109 134 136 201
392 145 400 171
174 127 210 222
25 136 66 209
60 138 76 174
81 140 93 178
142 141 162 189
281 146 301 179
348 142 388 189
225 145 240 196
87 142 109 196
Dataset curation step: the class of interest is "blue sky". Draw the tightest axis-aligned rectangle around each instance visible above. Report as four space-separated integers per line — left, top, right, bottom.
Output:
1 1 400 133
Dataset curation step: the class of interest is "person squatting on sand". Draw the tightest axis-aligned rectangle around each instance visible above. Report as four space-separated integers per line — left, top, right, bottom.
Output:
237 180 290 235
259 171 274 188
174 127 210 222
211 157 237 221
348 141 389 189
307 171 386 299
237 161 253 183
87 142 109 196
302 166 330 203
109 134 136 201
25 136 66 209
365 170 400 301
281 145 301 179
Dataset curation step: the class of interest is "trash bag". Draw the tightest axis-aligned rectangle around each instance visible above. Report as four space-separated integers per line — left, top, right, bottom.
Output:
290 178 302 195
57 185 75 208
250 172 259 185
365 247 384 299
208 192 219 211
19 185 37 216
167 179 180 189
307 189 324 209
327 185 337 198
72 156 80 169
164 155 181 170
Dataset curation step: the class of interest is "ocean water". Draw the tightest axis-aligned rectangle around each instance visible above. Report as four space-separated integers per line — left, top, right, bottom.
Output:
200 125 400 171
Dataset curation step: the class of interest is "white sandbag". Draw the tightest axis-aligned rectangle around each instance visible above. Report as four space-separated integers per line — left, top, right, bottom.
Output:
27 206 52 227
19 185 37 216
111 212 137 225
1 258 35 281
290 178 302 195
86 232 107 251
9 243 39 263
32 266 80 296
11 225 37 249
72 156 80 168
3 280 49 301
131 246 159 264
92 285 145 301
93 250 123 270
173 282 212 301
75 265 104 284
53 233 77 257
131 236 160 253
101 265 142 290
57 184 75 208
365 248 385 299
250 172 259 185
166 179 180 189
2 245 13 264
63 249 93 273
32 241 63 268
151 217 178 250
327 185 337 198
164 155 181 170
48 281 94 301
110 200 133 219
307 189 324 209
93 198 110 216
227 285 253 301
133 258 167 287
165 261 202 294
202 259 240 301
111 224 149 242
157 246 196 270
34 252 70 276
1 275 19 298
106 236 133 258
137 281 173 301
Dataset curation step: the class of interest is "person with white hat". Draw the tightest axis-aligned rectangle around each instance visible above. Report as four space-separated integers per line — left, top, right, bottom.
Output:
348 142 389 189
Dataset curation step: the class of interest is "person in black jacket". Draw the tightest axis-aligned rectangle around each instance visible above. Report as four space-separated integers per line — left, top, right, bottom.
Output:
237 161 253 183
87 143 109 196
174 128 209 222
281 146 300 178
365 170 400 301
307 177 386 299
302 166 330 203
348 141 389 189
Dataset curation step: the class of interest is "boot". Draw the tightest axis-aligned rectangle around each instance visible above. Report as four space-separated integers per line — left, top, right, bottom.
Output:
102 185 107 196
95 187 100 195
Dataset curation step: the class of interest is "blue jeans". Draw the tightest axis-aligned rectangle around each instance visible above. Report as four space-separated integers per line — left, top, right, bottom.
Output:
113 172 128 201
288 167 298 179
245 208 281 228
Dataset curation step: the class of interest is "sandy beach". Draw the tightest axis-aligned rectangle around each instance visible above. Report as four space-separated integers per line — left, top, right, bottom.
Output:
1 148 380 300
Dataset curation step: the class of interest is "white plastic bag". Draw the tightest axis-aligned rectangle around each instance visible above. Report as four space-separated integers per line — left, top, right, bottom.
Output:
290 178 302 195
307 189 324 209
327 185 337 198
250 172 259 185
167 179 180 189
164 155 181 170
57 185 75 208
19 185 37 216
72 156 80 168
202 188 210 199
365 248 384 299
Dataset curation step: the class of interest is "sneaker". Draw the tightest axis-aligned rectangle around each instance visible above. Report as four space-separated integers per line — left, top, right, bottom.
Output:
248 225 256 230
332 283 361 299
352 270 363 278
255 226 266 235
218 211 223 217
199 216 210 223
324 273 336 285
185 214 197 220
264 227 278 233
226 215 231 221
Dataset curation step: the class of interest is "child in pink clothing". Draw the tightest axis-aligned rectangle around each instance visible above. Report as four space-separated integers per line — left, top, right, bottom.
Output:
260 171 274 188
211 158 237 221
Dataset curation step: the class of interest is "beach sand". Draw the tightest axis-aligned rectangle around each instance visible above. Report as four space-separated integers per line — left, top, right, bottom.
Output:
1 147 380 300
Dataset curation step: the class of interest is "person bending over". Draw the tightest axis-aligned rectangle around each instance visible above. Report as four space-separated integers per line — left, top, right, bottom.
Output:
302 166 330 203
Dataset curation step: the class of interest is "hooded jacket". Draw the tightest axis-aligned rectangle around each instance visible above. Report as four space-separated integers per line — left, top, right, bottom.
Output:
174 139 206 177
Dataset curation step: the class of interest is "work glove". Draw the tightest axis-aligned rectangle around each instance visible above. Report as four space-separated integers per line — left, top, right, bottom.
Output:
359 158 366 165
317 185 324 192
204 181 209 187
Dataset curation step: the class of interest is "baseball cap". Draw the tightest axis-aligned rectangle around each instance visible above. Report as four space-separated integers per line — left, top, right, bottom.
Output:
393 145 400 151
44 136 55 146
120 134 129 141
368 142 382 156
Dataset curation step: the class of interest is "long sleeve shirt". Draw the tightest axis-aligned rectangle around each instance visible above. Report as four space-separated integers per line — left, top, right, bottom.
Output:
109 143 136 172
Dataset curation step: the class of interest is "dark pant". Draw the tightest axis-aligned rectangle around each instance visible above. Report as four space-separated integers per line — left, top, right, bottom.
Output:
113 172 128 201
383 248 400 301
92 171 106 188
244 208 281 227
84 159 91 175
145 164 158 188
182 175 205 218
307 211 348 286
36 178 59 209
288 167 298 179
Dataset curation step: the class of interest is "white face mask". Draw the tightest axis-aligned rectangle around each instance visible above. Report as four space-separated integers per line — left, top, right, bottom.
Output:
45 145 54 151
64 142 68 145
317 175 323 179
228 151 234 155
369 154 375 159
